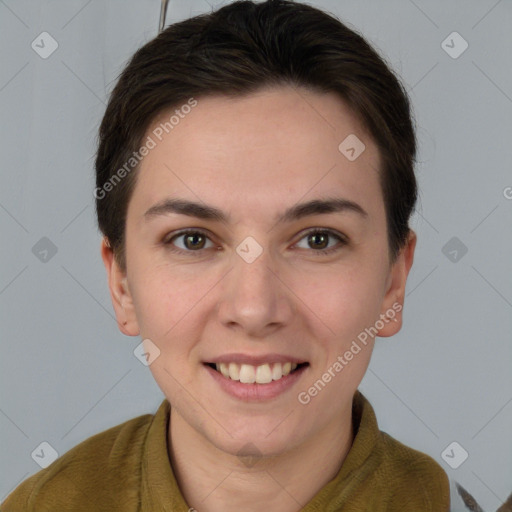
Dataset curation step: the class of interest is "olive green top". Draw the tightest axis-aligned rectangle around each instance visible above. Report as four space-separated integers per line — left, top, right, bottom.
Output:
1 391 449 511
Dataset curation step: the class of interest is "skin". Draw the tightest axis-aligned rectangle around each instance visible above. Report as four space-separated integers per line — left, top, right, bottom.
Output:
101 85 416 512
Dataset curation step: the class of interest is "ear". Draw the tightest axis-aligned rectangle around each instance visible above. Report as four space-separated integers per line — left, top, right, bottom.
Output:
376 229 416 337
100 237 140 336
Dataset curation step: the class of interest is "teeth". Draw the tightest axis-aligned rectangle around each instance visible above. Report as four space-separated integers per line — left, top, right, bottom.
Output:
239 364 256 383
228 362 240 380
219 362 230 378
214 362 301 384
271 363 283 381
255 364 272 384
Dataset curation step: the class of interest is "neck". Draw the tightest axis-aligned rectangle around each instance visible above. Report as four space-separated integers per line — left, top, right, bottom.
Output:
168 404 354 512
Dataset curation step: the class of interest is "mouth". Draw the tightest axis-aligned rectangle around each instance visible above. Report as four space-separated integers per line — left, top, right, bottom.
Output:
204 361 309 384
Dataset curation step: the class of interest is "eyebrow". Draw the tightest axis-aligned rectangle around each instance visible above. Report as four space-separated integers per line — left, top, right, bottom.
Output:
143 196 368 224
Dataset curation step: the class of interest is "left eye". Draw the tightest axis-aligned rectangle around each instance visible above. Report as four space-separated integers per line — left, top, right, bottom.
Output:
294 229 346 254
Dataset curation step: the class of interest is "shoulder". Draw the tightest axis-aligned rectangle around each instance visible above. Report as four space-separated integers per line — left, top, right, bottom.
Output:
378 431 450 511
1 411 156 512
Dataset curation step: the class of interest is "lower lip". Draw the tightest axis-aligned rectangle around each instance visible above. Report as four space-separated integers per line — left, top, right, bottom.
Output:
204 364 308 401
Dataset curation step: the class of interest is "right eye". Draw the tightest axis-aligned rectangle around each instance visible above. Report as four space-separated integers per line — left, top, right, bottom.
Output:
163 229 216 255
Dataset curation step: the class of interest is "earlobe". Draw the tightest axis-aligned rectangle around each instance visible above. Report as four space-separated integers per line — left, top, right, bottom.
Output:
376 230 417 338
100 237 140 336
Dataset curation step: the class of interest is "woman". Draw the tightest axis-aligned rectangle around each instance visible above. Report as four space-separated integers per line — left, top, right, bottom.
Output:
2 1 449 510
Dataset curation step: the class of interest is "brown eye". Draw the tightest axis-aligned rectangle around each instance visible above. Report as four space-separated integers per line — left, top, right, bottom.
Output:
165 230 214 253
183 232 206 250
295 229 347 255
308 231 329 250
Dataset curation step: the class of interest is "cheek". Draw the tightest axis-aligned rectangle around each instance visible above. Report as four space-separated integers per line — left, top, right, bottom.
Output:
128 263 197 341
129 268 202 396
294 260 386 337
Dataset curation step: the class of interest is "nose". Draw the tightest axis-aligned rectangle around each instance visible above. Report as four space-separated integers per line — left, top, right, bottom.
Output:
216 243 294 338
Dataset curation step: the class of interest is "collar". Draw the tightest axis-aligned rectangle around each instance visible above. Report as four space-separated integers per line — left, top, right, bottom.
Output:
141 390 381 511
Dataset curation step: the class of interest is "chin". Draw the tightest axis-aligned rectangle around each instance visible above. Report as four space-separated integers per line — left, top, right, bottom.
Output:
209 416 307 458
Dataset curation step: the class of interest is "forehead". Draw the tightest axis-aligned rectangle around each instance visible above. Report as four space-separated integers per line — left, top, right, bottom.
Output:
130 86 383 222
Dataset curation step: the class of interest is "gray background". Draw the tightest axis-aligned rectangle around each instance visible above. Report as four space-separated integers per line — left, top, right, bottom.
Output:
1 0 511 510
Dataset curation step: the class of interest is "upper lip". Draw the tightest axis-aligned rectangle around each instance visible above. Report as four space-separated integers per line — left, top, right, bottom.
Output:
204 353 308 366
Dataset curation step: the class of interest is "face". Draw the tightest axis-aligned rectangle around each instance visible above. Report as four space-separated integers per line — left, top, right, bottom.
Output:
102 85 415 457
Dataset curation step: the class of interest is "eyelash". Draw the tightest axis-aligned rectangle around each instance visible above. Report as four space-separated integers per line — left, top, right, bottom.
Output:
162 228 347 257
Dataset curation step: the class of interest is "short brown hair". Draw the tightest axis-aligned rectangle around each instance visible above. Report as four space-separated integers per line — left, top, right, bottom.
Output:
95 0 417 269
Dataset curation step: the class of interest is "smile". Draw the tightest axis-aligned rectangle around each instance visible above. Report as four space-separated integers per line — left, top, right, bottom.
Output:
209 362 307 384
204 360 309 401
